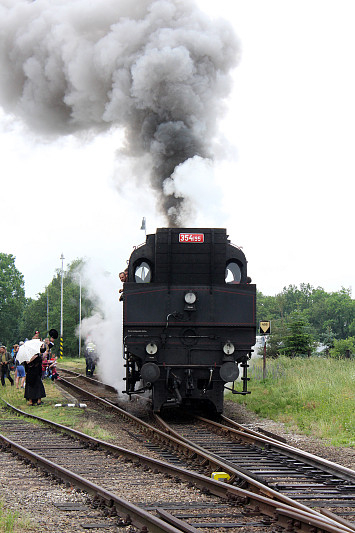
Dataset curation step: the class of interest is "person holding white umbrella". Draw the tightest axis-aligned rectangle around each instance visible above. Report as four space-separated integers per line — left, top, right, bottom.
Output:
17 339 46 406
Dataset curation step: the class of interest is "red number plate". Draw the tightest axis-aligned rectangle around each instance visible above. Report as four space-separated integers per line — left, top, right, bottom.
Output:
179 233 204 243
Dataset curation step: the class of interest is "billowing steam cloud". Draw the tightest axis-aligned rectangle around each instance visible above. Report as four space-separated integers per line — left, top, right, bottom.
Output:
75 262 125 392
0 0 240 226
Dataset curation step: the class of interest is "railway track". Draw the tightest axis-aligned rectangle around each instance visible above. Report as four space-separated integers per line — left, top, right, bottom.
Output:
155 413 355 529
25 366 353 532
2 404 350 532
1 411 250 533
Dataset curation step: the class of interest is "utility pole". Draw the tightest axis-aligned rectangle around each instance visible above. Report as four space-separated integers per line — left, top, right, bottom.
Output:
46 287 49 333
60 253 64 359
78 274 82 357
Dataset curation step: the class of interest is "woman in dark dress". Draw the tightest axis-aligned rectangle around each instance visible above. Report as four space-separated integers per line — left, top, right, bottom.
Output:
24 354 46 405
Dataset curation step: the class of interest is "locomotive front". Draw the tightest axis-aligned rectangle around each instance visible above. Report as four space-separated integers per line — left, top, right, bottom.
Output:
122 228 256 412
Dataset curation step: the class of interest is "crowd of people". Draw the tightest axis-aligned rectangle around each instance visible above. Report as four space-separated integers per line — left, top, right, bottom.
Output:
1 331 100 406
0 330 59 406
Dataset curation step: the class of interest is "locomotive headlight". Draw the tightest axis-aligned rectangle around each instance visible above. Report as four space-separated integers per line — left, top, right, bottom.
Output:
220 362 239 382
223 341 235 355
146 342 158 355
184 291 197 304
141 362 160 384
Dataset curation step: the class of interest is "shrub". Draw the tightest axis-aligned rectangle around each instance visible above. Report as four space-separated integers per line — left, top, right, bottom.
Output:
329 337 355 359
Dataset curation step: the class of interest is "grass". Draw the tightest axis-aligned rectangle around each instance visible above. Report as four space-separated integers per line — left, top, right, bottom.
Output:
228 356 355 447
0 500 34 532
0 357 117 441
57 356 86 373
0 501 18 533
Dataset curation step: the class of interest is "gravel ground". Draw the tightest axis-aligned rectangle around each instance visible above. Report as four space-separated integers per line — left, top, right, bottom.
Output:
0 390 353 532
0 448 121 532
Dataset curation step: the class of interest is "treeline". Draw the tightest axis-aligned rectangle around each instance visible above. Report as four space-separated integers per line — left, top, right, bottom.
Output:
257 283 355 358
0 253 95 356
1 253 354 358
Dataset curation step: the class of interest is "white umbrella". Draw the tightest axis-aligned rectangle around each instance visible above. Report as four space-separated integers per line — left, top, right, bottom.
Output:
16 339 44 364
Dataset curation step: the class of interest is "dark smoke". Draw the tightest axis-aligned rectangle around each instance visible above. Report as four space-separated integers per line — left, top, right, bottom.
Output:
0 0 240 226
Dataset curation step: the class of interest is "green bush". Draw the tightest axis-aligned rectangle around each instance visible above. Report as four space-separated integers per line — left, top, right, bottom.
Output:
329 337 355 359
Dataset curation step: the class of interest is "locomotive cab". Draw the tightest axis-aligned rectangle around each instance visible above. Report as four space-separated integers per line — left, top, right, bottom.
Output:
122 228 256 413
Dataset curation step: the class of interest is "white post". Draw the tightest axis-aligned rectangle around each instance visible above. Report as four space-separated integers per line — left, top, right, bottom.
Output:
46 288 49 333
78 274 82 357
60 253 64 358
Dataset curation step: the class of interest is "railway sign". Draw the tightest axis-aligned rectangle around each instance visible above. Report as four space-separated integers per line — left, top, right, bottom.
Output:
259 321 271 335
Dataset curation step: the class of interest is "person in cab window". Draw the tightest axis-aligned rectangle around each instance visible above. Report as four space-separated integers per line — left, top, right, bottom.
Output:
119 269 128 301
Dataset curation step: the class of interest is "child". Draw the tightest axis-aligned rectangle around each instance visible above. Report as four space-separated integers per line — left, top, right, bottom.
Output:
48 356 59 380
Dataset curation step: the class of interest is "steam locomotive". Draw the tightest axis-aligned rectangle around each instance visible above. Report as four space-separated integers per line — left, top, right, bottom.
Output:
122 228 256 413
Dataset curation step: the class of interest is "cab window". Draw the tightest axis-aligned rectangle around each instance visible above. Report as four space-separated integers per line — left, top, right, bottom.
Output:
225 262 241 284
134 261 152 283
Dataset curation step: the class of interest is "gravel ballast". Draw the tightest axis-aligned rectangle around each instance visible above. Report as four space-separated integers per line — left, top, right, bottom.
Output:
0 392 353 532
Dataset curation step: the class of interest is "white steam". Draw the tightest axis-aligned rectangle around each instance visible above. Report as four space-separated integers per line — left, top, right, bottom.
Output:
0 0 240 225
163 156 226 227
76 261 125 393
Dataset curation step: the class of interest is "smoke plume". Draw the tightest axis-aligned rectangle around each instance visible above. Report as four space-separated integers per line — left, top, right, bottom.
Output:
0 0 240 225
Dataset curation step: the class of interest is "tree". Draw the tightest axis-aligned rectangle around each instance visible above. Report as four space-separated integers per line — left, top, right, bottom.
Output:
283 312 314 357
19 259 95 356
319 326 337 355
323 288 354 339
256 284 355 344
329 337 355 359
258 321 287 358
256 291 281 326
19 295 48 341
0 253 26 346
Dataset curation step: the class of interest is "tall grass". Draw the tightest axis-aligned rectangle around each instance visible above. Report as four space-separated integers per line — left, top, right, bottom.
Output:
228 356 355 447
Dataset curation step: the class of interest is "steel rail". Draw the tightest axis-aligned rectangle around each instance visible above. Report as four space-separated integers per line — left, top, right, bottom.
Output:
44 379 355 532
0 434 182 533
57 367 118 394
221 413 289 444
198 414 355 483
155 413 355 532
0 412 351 533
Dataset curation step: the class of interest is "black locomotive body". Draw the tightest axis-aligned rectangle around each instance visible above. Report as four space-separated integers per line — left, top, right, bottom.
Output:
122 228 256 413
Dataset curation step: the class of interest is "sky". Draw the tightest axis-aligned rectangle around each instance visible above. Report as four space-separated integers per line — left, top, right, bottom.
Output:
1 0 354 301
